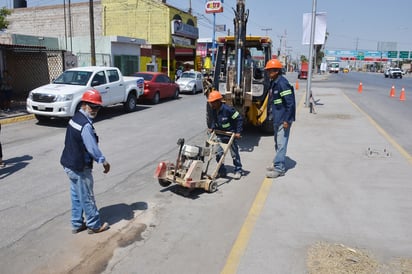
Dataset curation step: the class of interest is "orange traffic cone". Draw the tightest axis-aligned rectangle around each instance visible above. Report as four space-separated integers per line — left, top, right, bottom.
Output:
295 80 299 90
358 82 363 93
400 87 406 101
390 85 395 97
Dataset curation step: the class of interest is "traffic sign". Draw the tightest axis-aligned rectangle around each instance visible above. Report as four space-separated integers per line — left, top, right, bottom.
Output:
399 51 409 59
388 51 398 58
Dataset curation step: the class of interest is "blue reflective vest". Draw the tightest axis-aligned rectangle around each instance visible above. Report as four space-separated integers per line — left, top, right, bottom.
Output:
60 111 98 171
269 75 296 126
211 103 243 134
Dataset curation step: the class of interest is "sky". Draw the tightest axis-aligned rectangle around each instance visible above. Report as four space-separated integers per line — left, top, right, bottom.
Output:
1 0 411 60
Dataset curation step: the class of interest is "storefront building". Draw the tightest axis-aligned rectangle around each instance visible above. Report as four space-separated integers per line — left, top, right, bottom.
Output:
6 0 199 79
102 0 199 79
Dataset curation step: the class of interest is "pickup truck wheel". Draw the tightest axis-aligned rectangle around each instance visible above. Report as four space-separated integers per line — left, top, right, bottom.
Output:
35 115 51 123
151 92 160 104
124 93 137 112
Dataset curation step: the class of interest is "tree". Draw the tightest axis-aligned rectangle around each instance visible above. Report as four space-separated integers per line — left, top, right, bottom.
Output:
314 31 329 72
300 55 308 62
0 7 11 31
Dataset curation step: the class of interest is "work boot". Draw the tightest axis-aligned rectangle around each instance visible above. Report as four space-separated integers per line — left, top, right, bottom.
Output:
266 170 284 178
266 165 275 172
87 222 109 234
72 222 87 234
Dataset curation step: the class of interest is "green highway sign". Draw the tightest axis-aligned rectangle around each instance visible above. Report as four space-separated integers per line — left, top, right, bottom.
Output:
388 51 398 58
399 51 409 59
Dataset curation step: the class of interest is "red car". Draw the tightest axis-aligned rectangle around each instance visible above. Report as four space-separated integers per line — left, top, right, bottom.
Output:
133 72 179 104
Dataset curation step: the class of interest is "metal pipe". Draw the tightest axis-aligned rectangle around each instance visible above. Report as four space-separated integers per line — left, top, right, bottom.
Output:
305 0 317 107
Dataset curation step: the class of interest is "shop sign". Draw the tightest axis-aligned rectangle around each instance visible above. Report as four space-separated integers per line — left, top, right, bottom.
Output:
172 36 193 47
171 20 199 39
205 1 223 13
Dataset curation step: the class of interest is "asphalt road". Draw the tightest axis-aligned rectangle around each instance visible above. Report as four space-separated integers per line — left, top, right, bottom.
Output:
327 71 412 154
0 89 277 273
0 71 411 273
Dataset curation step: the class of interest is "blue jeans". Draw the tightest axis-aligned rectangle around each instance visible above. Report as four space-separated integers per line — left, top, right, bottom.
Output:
216 136 242 174
64 167 102 230
273 123 291 173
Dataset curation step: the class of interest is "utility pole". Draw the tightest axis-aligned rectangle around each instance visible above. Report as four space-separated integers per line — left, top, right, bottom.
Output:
305 0 316 107
89 0 96 66
63 0 67 50
68 0 73 52
354 37 359 69
261 28 272 36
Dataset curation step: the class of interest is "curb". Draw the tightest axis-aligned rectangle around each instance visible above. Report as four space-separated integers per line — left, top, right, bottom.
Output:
0 114 35 125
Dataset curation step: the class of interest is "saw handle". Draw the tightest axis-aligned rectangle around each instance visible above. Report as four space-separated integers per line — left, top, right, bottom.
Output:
213 129 235 137
174 138 185 180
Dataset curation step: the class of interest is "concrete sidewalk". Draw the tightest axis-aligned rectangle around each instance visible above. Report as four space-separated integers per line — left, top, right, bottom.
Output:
232 85 412 273
0 100 34 124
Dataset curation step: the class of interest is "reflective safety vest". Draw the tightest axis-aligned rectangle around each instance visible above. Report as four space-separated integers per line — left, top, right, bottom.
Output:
269 75 296 126
211 103 243 133
60 111 98 171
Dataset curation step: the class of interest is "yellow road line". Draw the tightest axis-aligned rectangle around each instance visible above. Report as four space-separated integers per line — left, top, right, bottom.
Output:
221 178 273 274
343 93 412 165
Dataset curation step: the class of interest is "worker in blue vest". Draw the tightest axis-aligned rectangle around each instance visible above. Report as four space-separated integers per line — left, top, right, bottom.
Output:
60 89 110 234
264 59 296 178
208 90 243 180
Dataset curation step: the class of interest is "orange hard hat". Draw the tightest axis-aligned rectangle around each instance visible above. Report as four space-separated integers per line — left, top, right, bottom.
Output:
207 90 223 102
264 59 283 70
81 89 103 106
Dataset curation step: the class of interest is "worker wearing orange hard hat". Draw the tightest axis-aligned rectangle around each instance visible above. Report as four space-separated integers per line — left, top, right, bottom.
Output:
60 89 110 234
208 90 244 180
264 59 296 178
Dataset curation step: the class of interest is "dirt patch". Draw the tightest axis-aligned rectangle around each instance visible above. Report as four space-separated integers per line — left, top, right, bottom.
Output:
71 223 146 274
307 242 412 274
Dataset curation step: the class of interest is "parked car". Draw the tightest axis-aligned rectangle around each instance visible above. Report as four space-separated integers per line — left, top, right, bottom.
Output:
384 68 402 79
175 70 203 94
133 72 180 104
26 66 144 122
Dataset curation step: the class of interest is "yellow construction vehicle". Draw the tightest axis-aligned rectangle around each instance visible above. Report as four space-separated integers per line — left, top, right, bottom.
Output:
212 0 273 132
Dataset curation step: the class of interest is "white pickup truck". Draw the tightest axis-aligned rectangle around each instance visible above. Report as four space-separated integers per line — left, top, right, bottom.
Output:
26 66 144 122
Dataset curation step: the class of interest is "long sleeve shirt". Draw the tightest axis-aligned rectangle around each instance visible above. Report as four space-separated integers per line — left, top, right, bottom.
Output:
80 110 106 164
269 75 296 126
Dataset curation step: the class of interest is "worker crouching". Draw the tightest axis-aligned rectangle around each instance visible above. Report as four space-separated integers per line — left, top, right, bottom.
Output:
207 90 243 180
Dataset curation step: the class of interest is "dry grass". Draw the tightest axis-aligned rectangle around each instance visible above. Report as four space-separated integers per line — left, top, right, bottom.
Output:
306 242 412 274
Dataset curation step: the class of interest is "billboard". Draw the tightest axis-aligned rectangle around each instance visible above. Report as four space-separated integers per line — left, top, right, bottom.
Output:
205 1 223 13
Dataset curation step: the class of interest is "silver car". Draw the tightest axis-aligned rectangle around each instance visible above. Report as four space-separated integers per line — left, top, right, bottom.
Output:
176 70 203 94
